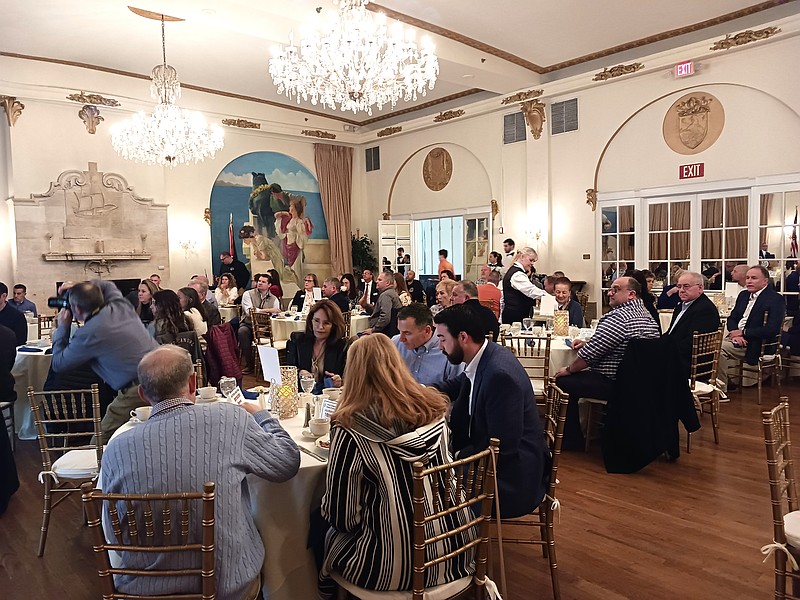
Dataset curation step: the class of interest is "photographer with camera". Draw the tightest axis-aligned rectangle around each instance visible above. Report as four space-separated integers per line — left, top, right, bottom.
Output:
51 280 158 443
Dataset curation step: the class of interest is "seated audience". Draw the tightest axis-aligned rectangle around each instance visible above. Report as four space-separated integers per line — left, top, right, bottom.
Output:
451 281 499 341
392 303 463 386
405 270 425 304
266 268 284 301
502 247 547 324
189 278 221 327
177 287 208 337
238 274 282 375
148 290 193 344
292 273 319 313
362 271 402 337
319 334 476 597
340 273 360 308
718 265 785 390
322 277 350 314
630 270 660 331
134 279 158 325
10 284 37 316
214 273 239 306
477 271 502 319
434 305 549 518
554 277 660 449
543 275 558 295
357 269 379 307
393 272 412 306
0 282 27 345
554 277 584 327
286 300 347 393
702 262 722 290
656 269 684 310
663 271 721 377
430 279 457 317
439 269 455 282
101 345 300 600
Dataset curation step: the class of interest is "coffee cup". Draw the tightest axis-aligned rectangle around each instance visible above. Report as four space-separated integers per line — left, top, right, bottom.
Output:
198 386 217 400
309 417 331 437
130 406 152 422
322 387 341 401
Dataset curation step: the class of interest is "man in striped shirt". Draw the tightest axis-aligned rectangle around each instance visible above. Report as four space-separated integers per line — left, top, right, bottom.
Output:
554 276 660 449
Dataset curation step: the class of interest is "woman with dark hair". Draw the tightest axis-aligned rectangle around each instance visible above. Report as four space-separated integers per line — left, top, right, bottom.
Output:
291 273 319 312
214 272 239 306
439 269 455 282
629 270 661 332
177 286 208 336
285 300 347 393
149 290 193 344
317 334 476 597
135 279 158 324
393 272 411 306
267 268 283 300
340 273 359 308
489 251 504 270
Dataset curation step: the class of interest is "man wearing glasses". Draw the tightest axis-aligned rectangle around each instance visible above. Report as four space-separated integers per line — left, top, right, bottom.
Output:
663 272 721 377
554 276 660 449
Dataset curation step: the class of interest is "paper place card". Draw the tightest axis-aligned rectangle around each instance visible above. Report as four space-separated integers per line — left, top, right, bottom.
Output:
257 346 282 385
227 386 245 405
724 282 741 299
313 287 322 301
539 294 557 316
319 398 338 419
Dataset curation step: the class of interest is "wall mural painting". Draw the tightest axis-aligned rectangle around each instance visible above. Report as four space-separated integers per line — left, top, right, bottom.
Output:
209 152 327 287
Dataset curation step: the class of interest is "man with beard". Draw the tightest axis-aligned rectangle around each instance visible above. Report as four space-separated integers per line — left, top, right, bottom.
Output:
432 305 549 519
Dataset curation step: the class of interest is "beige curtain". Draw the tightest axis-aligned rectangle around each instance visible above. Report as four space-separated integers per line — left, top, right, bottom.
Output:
314 144 353 276
759 193 774 243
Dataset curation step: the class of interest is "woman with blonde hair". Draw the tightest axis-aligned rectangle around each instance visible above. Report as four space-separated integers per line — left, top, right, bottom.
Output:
318 334 476 597
430 279 457 316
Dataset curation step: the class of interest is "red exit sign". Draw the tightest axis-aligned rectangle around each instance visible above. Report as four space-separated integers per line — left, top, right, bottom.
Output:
679 163 704 179
675 60 694 77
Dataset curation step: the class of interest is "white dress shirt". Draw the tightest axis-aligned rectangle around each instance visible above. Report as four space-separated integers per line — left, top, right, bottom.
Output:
509 262 547 300
464 339 489 416
738 287 764 330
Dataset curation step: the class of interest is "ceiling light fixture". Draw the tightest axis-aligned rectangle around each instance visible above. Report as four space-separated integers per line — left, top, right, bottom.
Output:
111 14 223 167
268 0 439 116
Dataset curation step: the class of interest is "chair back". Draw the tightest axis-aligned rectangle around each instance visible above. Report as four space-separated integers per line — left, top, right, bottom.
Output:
38 314 56 340
411 439 499 600
250 309 275 346
28 385 102 473
81 481 217 600
763 399 799 548
501 332 552 400
543 381 570 501
174 330 203 363
576 292 589 316
342 311 352 338
479 298 494 311
689 326 725 386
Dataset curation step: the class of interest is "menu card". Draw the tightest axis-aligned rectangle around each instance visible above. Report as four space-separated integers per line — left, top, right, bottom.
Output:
539 294 557 316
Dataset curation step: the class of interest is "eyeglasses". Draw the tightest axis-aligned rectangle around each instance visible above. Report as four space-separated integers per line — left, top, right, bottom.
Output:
674 284 699 290
608 286 629 293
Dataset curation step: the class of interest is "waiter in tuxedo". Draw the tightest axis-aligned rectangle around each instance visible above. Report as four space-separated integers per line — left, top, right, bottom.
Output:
718 265 785 390
501 238 517 271
663 271 721 377
357 269 379 308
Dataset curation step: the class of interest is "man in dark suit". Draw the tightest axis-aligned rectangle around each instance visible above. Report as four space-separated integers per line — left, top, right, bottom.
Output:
663 271 721 378
759 242 776 260
357 269 379 308
719 265 785 390
451 281 500 341
433 305 549 519
321 277 350 314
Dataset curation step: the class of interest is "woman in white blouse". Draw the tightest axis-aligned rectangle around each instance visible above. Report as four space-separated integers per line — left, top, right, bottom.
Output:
177 287 208 336
214 272 239 306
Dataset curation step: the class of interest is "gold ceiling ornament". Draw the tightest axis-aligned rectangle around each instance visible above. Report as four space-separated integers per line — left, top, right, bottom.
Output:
377 126 402 138
592 62 644 81
78 105 104 134
520 99 546 140
501 89 543 105
586 189 597 211
301 129 337 140
0 95 25 127
222 118 261 129
433 109 465 123
66 92 120 107
204 207 212 226
490 199 499 219
710 26 780 51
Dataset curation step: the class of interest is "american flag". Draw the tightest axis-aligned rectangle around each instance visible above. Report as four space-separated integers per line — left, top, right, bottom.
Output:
792 208 798 259
228 213 238 260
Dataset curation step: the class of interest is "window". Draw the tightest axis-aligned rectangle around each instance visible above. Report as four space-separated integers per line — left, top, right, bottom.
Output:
648 198 691 286
758 190 800 301
700 193 748 291
415 217 464 277
365 146 380 172
600 205 636 310
503 112 526 144
464 216 490 281
551 98 578 135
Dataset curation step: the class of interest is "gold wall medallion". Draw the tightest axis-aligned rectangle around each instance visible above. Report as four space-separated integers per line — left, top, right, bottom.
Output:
300 129 336 139
66 92 120 107
592 62 644 81
521 99 546 140
377 126 402 137
78 105 103 134
663 92 725 155
222 118 261 129
501 89 543 105
433 109 465 123
0 95 25 126
422 147 453 192
710 26 780 51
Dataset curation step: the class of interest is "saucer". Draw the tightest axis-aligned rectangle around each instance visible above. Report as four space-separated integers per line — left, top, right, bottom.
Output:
315 436 331 452
128 417 145 424
302 428 322 439
196 394 223 403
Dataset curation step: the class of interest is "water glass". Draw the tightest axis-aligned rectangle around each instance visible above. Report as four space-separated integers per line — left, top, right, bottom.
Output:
300 375 315 395
522 318 533 332
510 322 522 335
219 376 237 399
545 317 554 332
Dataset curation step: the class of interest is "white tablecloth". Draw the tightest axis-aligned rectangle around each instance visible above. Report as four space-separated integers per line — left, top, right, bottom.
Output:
659 312 672 332
12 345 53 440
271 314 369 341
219 305 239 323
513 335 577 374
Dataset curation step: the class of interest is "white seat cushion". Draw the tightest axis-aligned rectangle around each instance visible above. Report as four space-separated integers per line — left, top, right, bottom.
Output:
330 571 473 600
52 449 99 479
530 378 546 396
257 339 287 350
784 510 800 548
690 380 717 395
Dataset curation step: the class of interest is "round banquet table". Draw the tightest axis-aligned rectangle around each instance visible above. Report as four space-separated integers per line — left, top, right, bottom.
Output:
270 313 369 341
12 344 53 440
511 334 577 375
218 305 239 323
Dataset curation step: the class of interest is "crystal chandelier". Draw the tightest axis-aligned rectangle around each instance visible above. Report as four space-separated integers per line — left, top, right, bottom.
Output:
268 0 439 116
111 15 223 167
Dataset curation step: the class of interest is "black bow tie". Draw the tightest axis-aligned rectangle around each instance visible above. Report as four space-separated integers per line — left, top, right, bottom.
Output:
506 253 514 256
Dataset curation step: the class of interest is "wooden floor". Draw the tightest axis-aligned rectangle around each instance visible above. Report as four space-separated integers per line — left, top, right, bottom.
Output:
0 377 793 599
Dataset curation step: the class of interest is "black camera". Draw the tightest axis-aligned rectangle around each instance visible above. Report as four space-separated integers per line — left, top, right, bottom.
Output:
47 291 70 310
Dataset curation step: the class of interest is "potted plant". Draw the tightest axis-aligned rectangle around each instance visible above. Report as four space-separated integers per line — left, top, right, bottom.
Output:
351 233 378 279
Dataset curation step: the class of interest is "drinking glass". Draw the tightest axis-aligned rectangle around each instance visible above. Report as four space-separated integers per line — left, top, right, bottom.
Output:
545 317 554 332
522 318 533 332
300 375 315 395
219 376 237 399
590 319 599 330
510 322 522 335
289 305 298 314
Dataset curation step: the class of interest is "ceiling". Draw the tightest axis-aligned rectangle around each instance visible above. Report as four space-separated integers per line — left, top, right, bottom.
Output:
2 0 798 129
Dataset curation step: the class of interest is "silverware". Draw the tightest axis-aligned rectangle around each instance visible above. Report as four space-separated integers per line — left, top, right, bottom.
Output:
299 446 328 462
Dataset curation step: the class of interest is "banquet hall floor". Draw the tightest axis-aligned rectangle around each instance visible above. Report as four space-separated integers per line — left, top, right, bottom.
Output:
0 375 794 599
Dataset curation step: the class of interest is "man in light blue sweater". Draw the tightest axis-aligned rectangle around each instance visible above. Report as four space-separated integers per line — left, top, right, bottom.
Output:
101 345 301 600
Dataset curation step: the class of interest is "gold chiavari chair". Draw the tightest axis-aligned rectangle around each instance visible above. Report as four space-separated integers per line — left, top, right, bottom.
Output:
195 359 204 388
734 313 783 405
761 399 800 599
28 384 102 556
332 440 500 600
576 292 589 326
686 326 726 452
250 309 287 377
38 314 56 340
500 332 552 406
81 481 217 600
493 381 569 600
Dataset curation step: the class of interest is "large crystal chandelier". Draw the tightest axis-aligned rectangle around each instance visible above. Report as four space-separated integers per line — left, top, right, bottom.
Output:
111 15 223 167
268 0 439 116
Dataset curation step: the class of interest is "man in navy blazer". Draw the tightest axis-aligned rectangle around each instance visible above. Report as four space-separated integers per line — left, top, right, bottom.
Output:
433 305 549 519
663 271 721 378
719 265 785 390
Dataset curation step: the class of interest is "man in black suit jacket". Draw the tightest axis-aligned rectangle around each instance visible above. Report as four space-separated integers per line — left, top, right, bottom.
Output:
451 281 500 341
321 277 350 314
357 269 379 308
719 265 785 390
663 271 721 378
433 305 549 519
405 270 425 304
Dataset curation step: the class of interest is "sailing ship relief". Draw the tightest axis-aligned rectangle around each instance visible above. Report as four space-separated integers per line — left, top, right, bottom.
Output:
72 183 118 216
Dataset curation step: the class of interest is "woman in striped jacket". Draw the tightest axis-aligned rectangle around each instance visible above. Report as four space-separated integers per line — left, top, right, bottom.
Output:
318 334 477 596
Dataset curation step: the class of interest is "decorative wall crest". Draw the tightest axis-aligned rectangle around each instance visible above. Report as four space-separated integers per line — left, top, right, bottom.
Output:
663 92 725 155
204 207 212 226
0 95 25 127
423 147 453 192
66 92 120 107
377 126 402 138
78 105 104 134
501 89 543 105
520 99 546 140
592 62 644 81
222 118 261 129
433 109 465 123
301 129 336 139
586 189 597 211
710 26 780 51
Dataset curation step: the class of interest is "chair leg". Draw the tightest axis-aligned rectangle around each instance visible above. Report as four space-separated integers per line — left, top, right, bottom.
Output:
542 508 561 600
711 396 720 445
757 367 763 406
584 405 595 453
38 477 53 557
